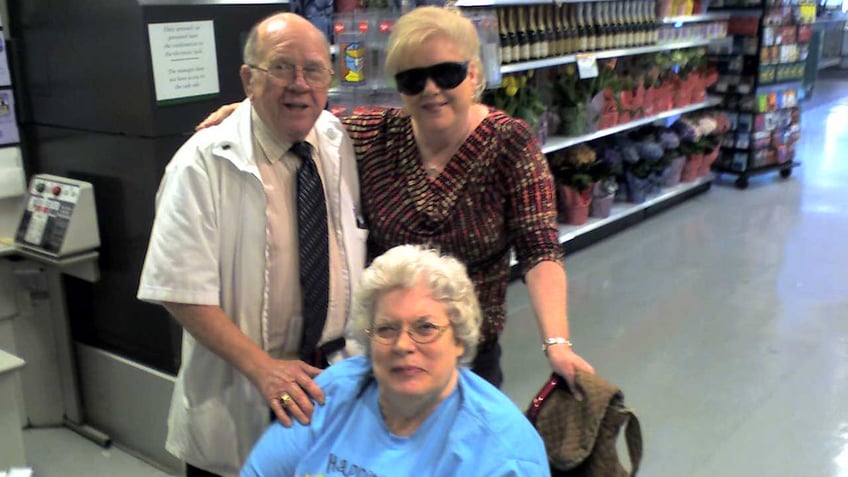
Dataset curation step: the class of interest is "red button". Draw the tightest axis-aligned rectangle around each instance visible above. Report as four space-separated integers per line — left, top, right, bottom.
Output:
52 186 61 196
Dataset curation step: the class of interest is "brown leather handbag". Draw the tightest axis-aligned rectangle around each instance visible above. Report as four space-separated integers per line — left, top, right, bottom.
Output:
526 370 642 477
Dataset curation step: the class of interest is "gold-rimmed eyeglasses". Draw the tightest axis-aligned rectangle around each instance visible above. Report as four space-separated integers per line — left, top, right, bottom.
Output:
247 62 334 87
366 321 451 345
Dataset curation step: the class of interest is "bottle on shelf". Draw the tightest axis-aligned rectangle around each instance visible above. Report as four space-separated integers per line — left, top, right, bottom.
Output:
597 2 610 51
574 2 588 52
563 4 575 54
516 7 531 61
541 4 554 59
498 8 513 65
552 4 566 56
585 2 598 51
527 5 540 59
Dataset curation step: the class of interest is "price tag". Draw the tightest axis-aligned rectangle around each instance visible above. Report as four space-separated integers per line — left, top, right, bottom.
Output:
576 54 598 79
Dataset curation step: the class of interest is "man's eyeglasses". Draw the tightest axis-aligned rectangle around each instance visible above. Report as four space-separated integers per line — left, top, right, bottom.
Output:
394 61 469 96
366 321 451 345
248 62 334 87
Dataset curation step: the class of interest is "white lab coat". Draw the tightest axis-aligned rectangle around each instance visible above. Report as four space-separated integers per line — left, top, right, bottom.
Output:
137 100 366 476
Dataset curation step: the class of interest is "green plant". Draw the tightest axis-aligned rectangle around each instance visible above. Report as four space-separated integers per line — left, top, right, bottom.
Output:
547 144 609 192
674 47 706 80
552 64 593 107
483 72 547 128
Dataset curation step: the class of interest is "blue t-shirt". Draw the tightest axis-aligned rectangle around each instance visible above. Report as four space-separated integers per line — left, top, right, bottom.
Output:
242 356 550 477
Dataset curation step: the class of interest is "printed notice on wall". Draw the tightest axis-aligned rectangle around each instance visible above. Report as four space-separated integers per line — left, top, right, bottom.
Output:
0 89 20 145
0 36 12 87
148 20 219 105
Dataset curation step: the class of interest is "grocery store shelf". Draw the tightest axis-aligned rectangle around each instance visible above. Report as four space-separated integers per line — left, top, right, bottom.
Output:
509 176 713 269
501 38 717 74
659 12 731 24
706 8 763 18
557 176 712 254
541 96 724 155
456 0 618 6
818 57 841 70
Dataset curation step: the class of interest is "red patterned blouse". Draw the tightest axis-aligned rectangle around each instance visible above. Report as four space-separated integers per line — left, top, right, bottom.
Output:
343 108 562 344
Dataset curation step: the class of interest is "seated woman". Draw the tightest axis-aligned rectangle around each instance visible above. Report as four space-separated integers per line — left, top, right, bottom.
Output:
241 244 550 476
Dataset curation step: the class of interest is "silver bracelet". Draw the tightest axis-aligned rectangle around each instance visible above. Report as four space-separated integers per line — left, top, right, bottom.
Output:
542 337 573 353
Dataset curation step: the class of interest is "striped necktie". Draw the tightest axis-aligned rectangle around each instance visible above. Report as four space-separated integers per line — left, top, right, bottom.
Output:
291 141 329 362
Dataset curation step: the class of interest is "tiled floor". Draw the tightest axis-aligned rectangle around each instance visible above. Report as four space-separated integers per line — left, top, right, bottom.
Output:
19 73 848 476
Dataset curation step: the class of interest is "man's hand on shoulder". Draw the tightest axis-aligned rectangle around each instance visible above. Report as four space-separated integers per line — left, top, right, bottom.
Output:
195 102 241 131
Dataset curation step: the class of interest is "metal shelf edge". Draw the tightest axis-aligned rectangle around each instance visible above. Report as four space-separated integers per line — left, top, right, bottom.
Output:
501 38 716 74
456 0 621 6
659 12 732 24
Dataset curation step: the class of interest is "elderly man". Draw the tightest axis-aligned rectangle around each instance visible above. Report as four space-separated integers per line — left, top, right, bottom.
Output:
138 13 365 477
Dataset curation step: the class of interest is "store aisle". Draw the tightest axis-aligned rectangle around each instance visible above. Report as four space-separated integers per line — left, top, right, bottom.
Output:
501 75 848 477
19 76 848 476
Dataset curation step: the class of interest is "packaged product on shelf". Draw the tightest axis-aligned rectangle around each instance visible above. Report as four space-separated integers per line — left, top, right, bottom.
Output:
334 13 370 89
730 151 748 172
752 131 771 149
797 24 812 42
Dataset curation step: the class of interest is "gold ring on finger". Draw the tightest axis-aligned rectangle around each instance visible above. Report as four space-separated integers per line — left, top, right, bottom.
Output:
279 392 292 407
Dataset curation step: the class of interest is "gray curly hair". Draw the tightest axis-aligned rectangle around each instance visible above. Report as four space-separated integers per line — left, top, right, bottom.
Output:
349 244 481 365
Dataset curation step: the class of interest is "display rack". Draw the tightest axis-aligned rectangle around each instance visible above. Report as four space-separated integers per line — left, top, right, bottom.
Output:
707 0 815 188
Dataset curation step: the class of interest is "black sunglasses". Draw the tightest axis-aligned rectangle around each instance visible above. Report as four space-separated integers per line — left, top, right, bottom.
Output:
394 61 470 96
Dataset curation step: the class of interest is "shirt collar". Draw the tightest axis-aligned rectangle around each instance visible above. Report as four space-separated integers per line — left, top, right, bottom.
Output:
251 108 317 164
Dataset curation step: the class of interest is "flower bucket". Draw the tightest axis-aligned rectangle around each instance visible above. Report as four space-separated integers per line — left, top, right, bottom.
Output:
625 173 651 204
601 87 618 113
702 68 719 89
642 87 656 117
630 86 646 119
598 111 619 129
559 105 588 137
689 74 706 103
589 193 614 218
655 83 674 111
536 109 550 145
648 173 663 196
557 184 593 225
681 154 703 182
662 156 687 188
672 82 690 108
699 146 719 176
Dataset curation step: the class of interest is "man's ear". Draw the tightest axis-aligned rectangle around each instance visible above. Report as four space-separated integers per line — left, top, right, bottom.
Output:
240 64 253 97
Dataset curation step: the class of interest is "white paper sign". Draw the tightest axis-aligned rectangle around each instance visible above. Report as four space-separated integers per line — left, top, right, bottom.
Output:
0 35 12 87
576 54 599 80
148 21 220 104
0 89 20 145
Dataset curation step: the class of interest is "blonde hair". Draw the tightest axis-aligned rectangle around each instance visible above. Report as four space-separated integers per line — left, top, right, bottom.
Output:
349 245 481 365
384 6 486 100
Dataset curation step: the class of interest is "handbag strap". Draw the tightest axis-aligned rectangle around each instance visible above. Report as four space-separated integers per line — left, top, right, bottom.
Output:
620 407 643 476
526 373 562 423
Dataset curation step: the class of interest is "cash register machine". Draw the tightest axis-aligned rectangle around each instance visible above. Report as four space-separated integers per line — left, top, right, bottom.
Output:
9 174 107 445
